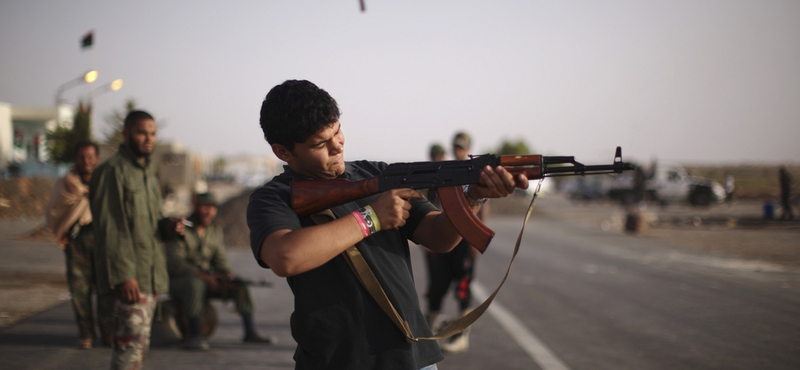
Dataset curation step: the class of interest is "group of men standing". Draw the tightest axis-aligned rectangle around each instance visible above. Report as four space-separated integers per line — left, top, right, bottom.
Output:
45 111 272 370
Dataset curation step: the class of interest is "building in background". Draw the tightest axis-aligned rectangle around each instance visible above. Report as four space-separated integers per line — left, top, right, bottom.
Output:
2 101 280 215
0 102 74 177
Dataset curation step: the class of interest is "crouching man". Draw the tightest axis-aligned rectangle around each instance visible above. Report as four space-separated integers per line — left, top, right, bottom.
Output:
166 192 276 350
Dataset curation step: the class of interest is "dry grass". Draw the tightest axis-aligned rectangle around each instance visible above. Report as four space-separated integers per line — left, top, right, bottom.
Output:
0 177 56 220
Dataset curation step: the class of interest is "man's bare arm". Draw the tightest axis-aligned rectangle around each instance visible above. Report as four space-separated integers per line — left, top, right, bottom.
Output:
260 216 364 277
261 188 422 277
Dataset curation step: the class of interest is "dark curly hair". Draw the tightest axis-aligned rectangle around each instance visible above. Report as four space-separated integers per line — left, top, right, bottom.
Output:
259 80 341 152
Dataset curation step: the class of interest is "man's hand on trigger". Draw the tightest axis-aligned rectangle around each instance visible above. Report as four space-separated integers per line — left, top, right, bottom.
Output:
369 188 423 230
467 165 529 200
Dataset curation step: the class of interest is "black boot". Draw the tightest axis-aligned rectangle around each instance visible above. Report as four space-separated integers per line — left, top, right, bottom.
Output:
241 312 276 344
184 317 209 350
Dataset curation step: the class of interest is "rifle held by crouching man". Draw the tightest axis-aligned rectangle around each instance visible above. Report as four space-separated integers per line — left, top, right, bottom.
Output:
216 276 274 288
215 276 273 310
292 146 634 253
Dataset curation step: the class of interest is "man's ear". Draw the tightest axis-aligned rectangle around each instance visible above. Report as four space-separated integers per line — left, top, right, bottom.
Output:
271 144 293 163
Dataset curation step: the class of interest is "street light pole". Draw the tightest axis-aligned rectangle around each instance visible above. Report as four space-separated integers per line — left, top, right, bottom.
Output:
54 70 98 125
88 79 124 136
90 79 124 99
55 70 98 105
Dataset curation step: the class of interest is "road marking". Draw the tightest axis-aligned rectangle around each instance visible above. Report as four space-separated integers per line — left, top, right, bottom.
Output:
472 282 572 370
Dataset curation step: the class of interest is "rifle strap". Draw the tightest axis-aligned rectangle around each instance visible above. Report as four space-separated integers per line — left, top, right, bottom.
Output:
309 178 543 343
310 211 416 341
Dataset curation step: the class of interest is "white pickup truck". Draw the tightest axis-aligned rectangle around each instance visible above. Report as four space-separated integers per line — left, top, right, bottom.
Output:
603 162 725 206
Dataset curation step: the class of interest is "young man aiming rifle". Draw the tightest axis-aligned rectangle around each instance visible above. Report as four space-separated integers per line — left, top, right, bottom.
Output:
247 79 528 370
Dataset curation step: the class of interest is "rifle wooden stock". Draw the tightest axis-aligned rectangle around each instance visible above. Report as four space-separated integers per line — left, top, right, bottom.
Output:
293 177 380 217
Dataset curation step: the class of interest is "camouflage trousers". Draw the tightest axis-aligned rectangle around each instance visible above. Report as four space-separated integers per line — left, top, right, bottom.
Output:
111 294 157 370
169 276 255 318
64 226 114 342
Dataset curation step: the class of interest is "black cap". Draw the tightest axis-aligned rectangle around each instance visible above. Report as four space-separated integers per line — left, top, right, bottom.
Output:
429 144 446 159
194 192 218 206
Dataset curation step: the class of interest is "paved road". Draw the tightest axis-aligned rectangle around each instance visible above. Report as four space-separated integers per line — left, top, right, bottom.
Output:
0 247 297 370
1 198 799 369
435 213 800 370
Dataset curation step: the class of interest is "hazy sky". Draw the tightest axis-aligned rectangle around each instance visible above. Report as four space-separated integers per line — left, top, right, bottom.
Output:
1 0 798 165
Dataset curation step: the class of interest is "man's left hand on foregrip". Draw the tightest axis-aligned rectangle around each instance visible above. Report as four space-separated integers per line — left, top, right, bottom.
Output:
468 165 529 200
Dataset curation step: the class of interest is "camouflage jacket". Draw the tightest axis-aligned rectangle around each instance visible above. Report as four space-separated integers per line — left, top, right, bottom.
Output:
165 222 231 279
90 145 169 296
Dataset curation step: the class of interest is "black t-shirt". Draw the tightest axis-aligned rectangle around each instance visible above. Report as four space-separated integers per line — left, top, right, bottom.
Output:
247 161 443 370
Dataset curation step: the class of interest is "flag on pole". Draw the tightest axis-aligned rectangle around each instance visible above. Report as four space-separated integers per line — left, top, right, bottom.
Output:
81 31 93 49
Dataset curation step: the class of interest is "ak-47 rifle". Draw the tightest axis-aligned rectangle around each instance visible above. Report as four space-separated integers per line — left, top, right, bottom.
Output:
292 146 634 253
216 276 274 308
215 276 274 288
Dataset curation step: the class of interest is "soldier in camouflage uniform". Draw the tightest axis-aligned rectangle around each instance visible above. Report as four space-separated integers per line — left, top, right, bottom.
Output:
90 111 180 370
166 192 275 350
45 141 114 349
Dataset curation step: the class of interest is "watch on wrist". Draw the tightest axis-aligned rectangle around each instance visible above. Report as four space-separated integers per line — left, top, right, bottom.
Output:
464 186 487 206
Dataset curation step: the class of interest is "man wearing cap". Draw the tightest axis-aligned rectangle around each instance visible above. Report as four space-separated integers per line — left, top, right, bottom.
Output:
424 132 485 353
166 192 276 350
428 143 446 162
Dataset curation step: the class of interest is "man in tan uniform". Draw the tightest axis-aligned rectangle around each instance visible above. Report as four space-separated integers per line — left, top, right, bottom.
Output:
45 140 114 349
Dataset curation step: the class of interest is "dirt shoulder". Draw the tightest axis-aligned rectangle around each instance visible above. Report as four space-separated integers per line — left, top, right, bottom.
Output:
644 226 800 269
0 220 68 329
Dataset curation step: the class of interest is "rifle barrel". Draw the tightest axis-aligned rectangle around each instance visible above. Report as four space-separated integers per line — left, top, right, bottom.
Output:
543 163 634 176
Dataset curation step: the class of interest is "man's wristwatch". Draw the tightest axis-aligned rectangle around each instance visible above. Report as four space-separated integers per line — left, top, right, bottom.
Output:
464 186 487 206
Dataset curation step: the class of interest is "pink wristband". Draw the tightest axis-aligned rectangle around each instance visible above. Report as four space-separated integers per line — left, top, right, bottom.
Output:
352 210 370 238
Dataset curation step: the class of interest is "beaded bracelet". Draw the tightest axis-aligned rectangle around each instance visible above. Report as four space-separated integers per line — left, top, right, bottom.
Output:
352 210 370 238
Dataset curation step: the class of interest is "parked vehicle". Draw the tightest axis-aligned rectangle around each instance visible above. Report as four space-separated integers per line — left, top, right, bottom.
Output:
562 176 606 201
602 162 725 206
